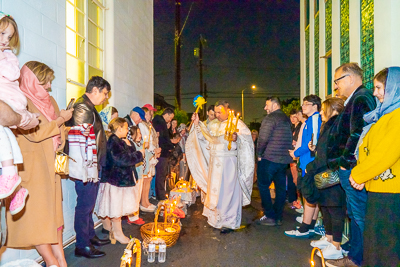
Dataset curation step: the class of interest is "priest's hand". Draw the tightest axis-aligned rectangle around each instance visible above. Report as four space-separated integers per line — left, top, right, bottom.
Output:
232 132 238 142
349 175 365 190
191 112 199 125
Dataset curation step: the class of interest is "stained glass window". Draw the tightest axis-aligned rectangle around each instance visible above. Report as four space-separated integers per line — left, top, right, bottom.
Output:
361 0 374 90
340 0 350 64
315 13 319 96
306 26 310 96
325 0 332 52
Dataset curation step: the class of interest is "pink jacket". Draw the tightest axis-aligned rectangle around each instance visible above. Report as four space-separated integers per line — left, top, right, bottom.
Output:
0 50 35 128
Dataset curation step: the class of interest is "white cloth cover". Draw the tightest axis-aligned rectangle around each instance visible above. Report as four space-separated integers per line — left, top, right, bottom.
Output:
0 125 23 167
186 118 254 229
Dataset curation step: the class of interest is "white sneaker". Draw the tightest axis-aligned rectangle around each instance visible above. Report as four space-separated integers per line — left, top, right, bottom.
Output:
140 204 157 212
296 215 303 224
317 243 344 260
310 235 331 249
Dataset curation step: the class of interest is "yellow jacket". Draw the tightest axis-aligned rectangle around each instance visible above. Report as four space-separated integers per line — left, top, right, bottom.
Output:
352 107 400 193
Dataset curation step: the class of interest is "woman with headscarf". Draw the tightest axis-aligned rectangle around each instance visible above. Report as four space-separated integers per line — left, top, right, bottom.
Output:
136 107 160 212
7 61 73 267
349 67 400 266
99 106 118 132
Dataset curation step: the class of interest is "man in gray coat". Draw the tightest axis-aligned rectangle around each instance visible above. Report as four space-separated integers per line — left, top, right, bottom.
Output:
256 96 293 226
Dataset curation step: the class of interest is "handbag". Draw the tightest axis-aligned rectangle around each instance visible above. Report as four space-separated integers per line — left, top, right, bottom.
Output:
55 152 75 175
314 169 340 189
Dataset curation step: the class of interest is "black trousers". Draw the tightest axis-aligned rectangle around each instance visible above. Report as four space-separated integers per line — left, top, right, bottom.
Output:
320 205 346 243
155 157 169 200
364 192 400 267
286 166 297 203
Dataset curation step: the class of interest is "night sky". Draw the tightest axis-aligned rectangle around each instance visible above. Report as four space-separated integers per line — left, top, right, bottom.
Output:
154 0 300 123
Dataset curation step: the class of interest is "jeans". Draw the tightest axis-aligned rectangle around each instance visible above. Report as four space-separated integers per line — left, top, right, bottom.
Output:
74 180 99 248
257 159 288 220
339 168 367 265
155 157 169 200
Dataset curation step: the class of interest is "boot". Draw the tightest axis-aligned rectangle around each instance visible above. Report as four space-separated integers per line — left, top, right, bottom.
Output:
110 217 130 244
101 218 111 234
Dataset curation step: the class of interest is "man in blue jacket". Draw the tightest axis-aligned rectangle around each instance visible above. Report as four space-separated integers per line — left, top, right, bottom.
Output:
286 94 322 238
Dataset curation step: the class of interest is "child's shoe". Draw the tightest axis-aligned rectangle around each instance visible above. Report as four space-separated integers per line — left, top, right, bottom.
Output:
0 174 21 199
10 188 29 215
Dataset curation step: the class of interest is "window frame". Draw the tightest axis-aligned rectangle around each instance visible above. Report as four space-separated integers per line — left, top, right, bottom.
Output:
66 0 105 102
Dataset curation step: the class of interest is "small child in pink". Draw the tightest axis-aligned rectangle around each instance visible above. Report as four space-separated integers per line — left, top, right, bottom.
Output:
0 12 39 215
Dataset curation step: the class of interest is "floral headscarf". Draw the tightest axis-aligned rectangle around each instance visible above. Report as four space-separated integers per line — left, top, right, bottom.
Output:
99 106 115 130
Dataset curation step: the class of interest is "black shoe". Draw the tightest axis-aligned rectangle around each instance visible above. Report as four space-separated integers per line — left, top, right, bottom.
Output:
276 219 283 226
220 227 234 234
101 228 109 235
75 245 106 258
257 215 276 226
90 236 111 246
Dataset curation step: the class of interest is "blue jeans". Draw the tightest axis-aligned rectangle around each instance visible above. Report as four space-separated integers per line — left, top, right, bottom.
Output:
257 159 288 220
74 180 99 248
339 168 367 266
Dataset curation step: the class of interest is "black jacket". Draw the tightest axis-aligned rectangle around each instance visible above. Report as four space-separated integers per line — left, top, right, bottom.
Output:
327 86 376 170
257 109 293 164
101 134 143 187
301 115 345 206
66 94 107 170
153 115 174 158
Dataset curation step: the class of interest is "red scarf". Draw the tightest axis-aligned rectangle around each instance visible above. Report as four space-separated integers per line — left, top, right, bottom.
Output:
19 65 61 151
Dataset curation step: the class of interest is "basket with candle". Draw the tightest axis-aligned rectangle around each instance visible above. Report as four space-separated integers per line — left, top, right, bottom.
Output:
120 238 141 267
140 201 181 247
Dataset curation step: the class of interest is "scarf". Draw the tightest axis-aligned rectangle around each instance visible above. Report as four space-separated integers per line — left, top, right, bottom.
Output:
68 124 98 182
19 65 61 151
356 67 400 158
99 106 113 130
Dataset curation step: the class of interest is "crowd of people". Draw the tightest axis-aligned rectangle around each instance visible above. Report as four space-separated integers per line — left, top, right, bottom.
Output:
0 12 399 267
255 62 400 267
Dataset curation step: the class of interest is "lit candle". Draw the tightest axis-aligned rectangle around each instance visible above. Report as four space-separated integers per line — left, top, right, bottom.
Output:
234 113 240 132
128 258 131 267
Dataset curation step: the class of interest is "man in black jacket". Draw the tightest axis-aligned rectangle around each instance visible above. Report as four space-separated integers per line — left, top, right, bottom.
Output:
152 108 176 200
325 63 376 267
256 96 293 226
66 76 111 258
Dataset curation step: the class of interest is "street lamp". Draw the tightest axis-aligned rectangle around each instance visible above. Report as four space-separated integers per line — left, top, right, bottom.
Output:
242 85 256 123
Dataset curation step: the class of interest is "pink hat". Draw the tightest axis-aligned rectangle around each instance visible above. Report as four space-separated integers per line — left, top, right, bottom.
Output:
143 104 157 111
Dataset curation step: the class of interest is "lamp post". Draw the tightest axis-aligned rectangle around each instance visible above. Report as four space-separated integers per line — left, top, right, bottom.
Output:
241 85 256 123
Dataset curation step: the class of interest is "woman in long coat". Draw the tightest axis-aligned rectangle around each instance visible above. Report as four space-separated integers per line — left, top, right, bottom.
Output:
7 61 73 267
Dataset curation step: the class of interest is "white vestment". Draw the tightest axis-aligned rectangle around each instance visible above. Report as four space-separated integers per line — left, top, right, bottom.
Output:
186 118 254 229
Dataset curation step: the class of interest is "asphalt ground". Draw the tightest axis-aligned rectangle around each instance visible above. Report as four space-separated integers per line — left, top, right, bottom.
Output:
64 185 326 267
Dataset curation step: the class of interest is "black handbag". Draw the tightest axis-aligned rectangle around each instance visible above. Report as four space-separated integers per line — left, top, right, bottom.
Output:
314 169 340 189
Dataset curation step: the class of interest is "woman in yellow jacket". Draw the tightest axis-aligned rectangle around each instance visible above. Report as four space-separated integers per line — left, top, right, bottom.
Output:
350 67 400 267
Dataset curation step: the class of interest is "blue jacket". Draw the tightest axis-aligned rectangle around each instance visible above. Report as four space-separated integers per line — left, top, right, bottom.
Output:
294 112 322 176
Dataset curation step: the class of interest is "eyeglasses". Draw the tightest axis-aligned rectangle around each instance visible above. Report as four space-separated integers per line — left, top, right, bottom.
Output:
334 74 350 85
301 103 314 107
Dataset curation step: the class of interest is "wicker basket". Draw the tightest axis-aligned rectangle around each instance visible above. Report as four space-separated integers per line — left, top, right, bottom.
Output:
140 222 181 247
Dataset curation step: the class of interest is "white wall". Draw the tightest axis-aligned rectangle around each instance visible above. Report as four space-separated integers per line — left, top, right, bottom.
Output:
109 0 154 116
374 0 400 72
0 0 153 264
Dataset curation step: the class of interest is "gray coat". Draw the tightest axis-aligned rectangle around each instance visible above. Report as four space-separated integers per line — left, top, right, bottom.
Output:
257 109 293 164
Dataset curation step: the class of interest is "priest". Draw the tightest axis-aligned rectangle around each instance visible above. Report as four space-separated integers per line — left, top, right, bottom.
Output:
186 100 254 233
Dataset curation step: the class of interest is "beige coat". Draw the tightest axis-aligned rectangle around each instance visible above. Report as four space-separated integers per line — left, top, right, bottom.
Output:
6 97 65 248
